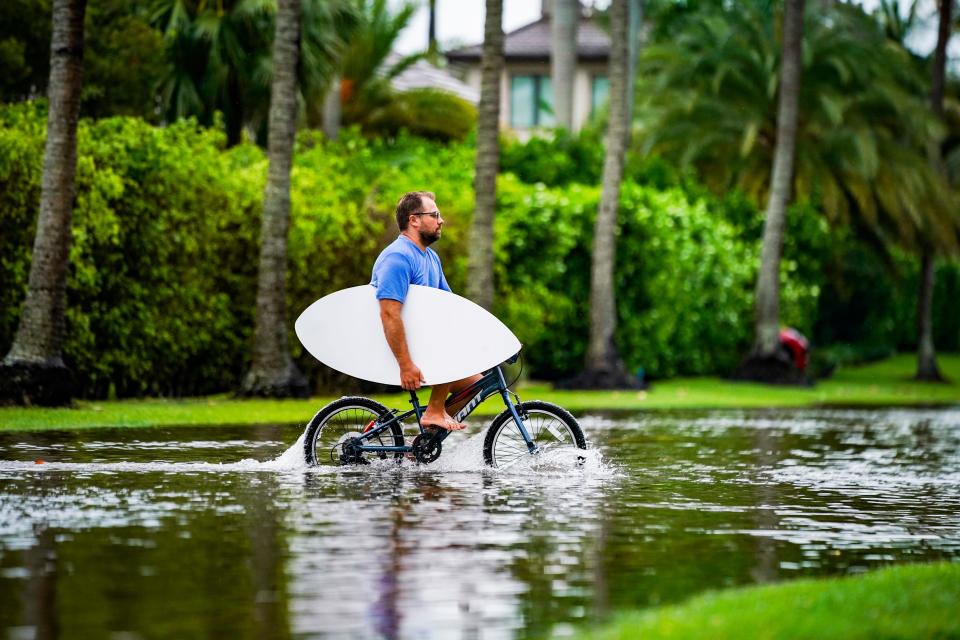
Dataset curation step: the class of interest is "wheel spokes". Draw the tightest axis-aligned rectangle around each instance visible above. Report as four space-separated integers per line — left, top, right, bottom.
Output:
492 411 579 468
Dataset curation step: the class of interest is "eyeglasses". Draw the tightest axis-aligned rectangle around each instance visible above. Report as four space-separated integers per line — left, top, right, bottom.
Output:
413 211 441 219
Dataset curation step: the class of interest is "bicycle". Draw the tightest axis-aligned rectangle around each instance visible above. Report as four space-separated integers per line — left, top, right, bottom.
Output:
302 353 586 469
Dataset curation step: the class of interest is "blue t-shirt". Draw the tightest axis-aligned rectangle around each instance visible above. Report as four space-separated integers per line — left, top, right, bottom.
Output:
370 235 451 303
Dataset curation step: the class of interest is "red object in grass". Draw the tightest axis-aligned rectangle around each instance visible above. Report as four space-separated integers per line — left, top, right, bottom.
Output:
35 459 45 464
779 328 809 370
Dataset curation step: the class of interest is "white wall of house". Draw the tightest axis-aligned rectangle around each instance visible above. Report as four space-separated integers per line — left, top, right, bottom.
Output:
462 61 608 137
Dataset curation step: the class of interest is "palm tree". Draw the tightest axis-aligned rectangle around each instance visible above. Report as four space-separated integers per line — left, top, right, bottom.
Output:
152 0 355 146
427 0 437 58
240 0 308 397
152 0 272 146
551 0 578 130
331 0 423 131
580 0 636 387
321 74 341 140
742 0 806 381
0 0 87 406
636 1 957 380
627 0 643 115
638 2 946 232
915 0 953 382
466 0 503 311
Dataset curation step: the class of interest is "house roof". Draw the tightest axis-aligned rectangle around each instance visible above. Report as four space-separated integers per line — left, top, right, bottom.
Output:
445 15 610 64
385 53 480 104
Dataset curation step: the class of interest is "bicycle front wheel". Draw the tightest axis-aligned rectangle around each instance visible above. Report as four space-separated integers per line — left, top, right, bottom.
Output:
303 396 404 466
483 400 586 468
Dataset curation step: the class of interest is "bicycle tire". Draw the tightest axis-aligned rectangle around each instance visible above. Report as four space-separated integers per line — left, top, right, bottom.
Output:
483 400 586 468
303 396 404 466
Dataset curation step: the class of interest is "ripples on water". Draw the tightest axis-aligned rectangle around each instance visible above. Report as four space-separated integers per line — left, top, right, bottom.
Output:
0 407 958 638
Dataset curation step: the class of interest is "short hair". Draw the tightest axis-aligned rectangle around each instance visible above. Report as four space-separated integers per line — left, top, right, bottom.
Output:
395 191 435 231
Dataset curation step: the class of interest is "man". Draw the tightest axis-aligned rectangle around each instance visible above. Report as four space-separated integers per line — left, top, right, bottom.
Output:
371 191 481 431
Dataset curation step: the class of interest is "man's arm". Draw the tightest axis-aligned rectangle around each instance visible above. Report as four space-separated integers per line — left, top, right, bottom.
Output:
379 299 423 390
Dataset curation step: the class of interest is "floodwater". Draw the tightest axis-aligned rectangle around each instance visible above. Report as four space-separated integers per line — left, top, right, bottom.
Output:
1 407 959 639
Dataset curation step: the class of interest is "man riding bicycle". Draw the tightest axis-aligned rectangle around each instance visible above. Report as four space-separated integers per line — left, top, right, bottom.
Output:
370 191 481 432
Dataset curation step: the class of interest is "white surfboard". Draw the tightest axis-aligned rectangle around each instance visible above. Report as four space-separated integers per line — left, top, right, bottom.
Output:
295 285 522 386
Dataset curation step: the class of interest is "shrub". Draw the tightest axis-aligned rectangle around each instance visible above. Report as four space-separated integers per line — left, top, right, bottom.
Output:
0 103 262 396
365 88 477 142
3 104 949 397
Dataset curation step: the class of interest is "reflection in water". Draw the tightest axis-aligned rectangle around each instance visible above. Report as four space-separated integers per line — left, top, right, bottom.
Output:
0 408 958 638
751 427 780 584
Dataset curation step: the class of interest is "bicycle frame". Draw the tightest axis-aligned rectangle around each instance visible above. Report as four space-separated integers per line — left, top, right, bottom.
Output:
349 364 539 457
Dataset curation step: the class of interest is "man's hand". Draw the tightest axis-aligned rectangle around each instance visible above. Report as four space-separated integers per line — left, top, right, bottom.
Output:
399 360 425 390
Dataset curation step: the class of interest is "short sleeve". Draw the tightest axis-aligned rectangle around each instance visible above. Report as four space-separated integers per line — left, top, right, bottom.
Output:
373 253 413 302
439 268 452 293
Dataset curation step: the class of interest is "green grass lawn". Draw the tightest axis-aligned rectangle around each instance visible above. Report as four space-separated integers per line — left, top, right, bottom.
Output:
575 562 960 640
1 353 957 431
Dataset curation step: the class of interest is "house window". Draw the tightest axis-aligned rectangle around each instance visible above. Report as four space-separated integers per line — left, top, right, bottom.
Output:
510 75 554 128
591 75 610 113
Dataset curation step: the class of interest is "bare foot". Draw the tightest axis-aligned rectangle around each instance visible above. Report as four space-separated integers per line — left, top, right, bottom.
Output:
421 413 467 431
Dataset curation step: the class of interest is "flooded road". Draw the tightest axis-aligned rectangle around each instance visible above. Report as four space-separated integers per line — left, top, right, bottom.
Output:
1 407 959 638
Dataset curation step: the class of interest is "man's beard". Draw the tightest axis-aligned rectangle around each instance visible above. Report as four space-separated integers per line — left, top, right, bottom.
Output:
418 227 441 246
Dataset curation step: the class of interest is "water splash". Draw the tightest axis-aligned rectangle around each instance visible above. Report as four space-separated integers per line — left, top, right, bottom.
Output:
260 427 618 477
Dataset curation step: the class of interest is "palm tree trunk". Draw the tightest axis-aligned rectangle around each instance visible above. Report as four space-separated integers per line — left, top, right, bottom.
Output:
322 75 341 141
915 0 951 382
626 0 643 116
582 0 634 387
550 0 577 130
916 250 942 380
0 0 86 406
428 0 438 57
240 0 308 397
466 0 503 311
751 0 805 359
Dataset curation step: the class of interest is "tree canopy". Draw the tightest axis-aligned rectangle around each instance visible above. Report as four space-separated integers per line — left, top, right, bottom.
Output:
636 0 960 255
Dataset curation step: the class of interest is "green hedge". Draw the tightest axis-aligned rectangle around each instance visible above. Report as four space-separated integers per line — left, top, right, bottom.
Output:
1 103 261 396
3 103 948 397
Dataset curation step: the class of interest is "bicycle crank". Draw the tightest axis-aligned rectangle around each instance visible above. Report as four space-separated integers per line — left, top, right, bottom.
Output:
411 431 443 464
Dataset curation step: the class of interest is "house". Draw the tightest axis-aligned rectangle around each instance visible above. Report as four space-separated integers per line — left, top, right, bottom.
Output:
445 2 610 135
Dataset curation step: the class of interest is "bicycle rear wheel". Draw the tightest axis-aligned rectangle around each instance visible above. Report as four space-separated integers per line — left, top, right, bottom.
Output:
303 396 404 466
483 401 586 468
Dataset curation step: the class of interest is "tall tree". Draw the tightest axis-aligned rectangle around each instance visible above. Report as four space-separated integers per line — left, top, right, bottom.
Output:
331 0 422 130
580 0 636 388
0 0 87 406
427 0 438 58
466 0 503 311
240 0 308 397
626 0 642 115
152 0 355 147
915 0 953 382
637 2 956 269
321 75 341 140
738 0 807 383
551 0 578 130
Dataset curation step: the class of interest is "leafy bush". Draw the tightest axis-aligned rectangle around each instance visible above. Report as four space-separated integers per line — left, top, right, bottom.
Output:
364 88 477 142
492 177 825 379
2 104 952 397
1 103 263 397
500 129 605 186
